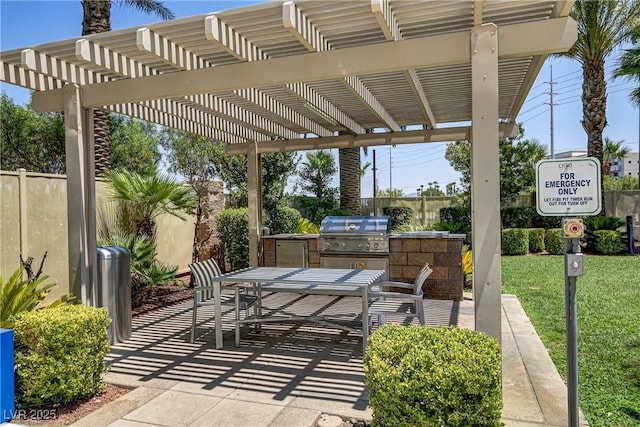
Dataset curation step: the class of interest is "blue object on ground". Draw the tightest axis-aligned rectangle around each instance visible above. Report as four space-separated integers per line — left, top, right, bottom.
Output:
627 215 636 255
0 329 15 422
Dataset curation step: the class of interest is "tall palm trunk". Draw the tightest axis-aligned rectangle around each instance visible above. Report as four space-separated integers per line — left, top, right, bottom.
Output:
338 147 361 215
82 0 112 176
581 60 607 215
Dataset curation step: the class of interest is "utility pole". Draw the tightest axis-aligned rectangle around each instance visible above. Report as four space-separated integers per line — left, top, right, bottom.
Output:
545 65 558 159
389 147 392 191
373 149 378 215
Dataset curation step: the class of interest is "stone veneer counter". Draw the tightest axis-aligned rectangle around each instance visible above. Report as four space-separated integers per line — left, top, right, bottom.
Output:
262 233 464 300
389 233 464 301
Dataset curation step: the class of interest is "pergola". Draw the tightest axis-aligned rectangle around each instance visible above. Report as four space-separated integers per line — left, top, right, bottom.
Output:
0 0 576 340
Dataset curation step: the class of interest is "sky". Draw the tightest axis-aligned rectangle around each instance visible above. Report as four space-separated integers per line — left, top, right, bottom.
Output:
1 0 638 197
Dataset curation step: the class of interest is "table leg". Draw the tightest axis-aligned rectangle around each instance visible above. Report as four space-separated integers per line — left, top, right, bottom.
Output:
214 281 223 349
361 286 369 355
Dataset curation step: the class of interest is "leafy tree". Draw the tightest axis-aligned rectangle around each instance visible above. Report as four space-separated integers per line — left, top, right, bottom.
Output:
604 175 639 190
423 182 444 197
297 150 339 222
614 46 640 106
0 94 65 174
161 129 223 262
81 0 174 176
603 137 632 175
559 0 640 214
206 142 299 228
109 114 162 175
298 150 337 200
376 188 405 197
445 126 547 204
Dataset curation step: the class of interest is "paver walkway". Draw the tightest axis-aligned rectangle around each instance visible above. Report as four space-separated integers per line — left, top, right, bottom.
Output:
66 293 587 426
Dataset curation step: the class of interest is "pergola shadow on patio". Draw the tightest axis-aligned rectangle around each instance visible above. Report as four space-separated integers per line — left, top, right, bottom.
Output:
104 293 471 423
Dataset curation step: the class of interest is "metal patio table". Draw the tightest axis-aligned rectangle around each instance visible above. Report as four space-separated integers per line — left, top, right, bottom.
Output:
209 267 386 353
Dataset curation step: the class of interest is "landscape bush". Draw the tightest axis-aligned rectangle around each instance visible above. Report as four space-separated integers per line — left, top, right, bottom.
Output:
0 265 69 328
364 324 502 427
501 228 529 255
383 206 413 232
439 206 471 230
432 221 469 234
266 206 301 235
13 305 110 406
584 216 625 251
528 228 546 253
501 206 537 228
546 228 564 255
593 230 621 255
215 208 250 270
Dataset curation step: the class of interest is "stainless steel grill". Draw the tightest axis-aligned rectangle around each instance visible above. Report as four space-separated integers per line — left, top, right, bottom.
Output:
318 216 390 255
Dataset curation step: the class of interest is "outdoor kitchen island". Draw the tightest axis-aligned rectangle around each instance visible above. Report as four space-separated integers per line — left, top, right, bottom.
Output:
262 217 464 301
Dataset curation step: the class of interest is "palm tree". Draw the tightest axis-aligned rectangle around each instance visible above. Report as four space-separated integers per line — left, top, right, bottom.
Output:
603 137 632 175
338 147 361 214
614 46 640 106
81 0 174 176
104 169 197 238
559 0 639 214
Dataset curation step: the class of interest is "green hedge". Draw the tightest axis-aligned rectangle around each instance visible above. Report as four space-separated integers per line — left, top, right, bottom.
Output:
13 304 110 406
267 206 301 235
215 208 249 270
439 207 471 231
593 230 621 255
528 228 546 253
383 206 413 232
546 228 564 255
502 228 529 255
501 206 537 228
364 325 502 427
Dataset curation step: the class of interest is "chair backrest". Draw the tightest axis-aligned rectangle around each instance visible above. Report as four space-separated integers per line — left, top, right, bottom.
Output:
413 263 433 295
189 258 222 288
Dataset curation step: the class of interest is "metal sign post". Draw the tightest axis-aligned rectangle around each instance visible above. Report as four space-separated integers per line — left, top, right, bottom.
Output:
536 158 601 427
562 218 584 427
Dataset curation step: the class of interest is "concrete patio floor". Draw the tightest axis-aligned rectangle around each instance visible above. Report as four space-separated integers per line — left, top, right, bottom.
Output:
72 292 588 427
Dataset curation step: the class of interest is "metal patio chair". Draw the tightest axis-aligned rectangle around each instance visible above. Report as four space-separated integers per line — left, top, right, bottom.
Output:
368 263 433 329
189 259 258 347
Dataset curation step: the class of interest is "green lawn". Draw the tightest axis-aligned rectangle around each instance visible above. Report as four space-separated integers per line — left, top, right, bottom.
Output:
502 255 640 426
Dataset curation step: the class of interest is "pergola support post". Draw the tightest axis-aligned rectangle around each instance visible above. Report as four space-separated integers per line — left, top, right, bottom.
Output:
247 140 263 267
63 84 97 305
471 24 502 342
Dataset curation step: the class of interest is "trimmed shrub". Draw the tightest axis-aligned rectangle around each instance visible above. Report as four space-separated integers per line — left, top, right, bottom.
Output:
294 218 320 234
542 216 562 230
383 206 413 232
439 206 471 230
501 206 536 228
267 206 301 235
584 216 625 251
546 228 564 255
13 305 111 406
594 230 621 255
364 325 502 427
215 208 249 270
502 228 529 255
528 228 546 253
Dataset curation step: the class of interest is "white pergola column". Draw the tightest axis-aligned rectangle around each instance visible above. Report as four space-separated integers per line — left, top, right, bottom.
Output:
63 84 97 305
247 141 263 267
471 24 502 341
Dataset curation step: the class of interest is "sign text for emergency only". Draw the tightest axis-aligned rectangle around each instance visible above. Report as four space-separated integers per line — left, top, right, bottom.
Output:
535 158 601 216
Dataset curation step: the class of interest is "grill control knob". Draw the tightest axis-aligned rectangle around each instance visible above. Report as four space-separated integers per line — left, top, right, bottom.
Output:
374 243 379 248
341 242 346 247
358 243 363 249
325 242 331 248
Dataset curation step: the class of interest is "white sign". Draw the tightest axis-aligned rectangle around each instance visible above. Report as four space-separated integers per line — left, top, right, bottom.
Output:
536 158 601 216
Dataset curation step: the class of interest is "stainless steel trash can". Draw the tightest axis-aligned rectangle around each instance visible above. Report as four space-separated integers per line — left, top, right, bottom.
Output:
96 246 131 344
